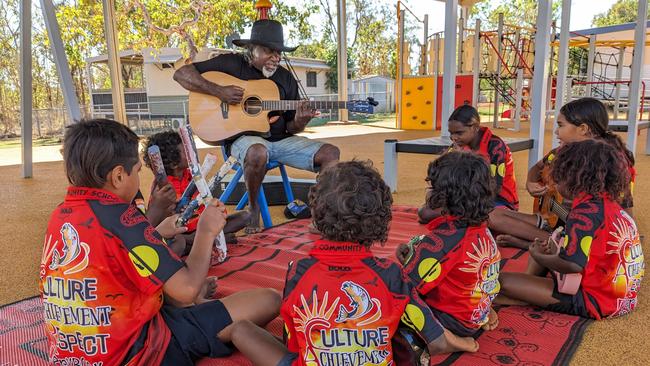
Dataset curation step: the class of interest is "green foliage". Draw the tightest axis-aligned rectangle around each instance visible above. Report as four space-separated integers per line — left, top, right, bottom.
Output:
592 0 649 27
469 0 561 29
324 45 355 92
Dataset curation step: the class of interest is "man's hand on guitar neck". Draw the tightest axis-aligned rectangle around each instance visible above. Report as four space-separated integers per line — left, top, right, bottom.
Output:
288 100 319 134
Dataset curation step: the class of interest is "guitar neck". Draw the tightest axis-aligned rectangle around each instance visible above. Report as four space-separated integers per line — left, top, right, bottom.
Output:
550 200 569 222
262 100 349 110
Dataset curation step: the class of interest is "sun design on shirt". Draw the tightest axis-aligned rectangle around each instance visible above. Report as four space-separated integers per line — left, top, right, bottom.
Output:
293 290 340 365
607 212 644 297
459 236 500 325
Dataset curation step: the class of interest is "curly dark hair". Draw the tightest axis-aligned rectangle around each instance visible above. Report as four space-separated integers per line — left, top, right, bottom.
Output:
560 97 634 165
309 160 393 247
64 118 139 188
551 139 629 200
426 151 494 226
141 130 183 176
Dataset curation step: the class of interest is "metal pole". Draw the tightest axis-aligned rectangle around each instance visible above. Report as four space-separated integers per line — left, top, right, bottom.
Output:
102 0 127 124
421 14 428 76
553 0 572 148
432 34 440 130
514 68 523 132
41 0 82 123
441 0 459 137
613 46 625 120
384 139 398 192
336 0 349 122
472 20 481 107
493 13 504 128
528 0 553 169
86 63 94 118
627 0 648 154
457 16 464 74
546 22 556 117
397 8 405 128
585 35 596 97
20 0 32 178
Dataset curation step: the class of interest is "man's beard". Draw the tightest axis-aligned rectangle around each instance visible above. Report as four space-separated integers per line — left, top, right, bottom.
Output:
262 66 277 78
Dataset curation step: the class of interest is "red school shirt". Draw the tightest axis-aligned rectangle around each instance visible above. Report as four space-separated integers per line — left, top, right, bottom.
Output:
281 240 444 365
464 127 519 210
40 187 184 366
403 215 501 330
559 193 644 319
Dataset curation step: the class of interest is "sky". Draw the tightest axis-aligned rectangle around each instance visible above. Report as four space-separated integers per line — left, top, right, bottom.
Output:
248 0 622 40
396 0 620 32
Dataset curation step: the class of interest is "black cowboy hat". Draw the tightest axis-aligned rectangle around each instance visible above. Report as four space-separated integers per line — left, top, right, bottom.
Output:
232 19 298 52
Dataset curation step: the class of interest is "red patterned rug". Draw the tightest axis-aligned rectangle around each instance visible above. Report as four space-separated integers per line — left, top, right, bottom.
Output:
0 206 591 365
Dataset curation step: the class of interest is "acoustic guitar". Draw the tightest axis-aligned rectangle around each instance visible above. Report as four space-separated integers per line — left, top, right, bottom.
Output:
532 166 570 228
189 71 378 144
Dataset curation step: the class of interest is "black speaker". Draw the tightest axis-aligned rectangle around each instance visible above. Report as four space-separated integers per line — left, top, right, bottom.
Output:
212 174 315 206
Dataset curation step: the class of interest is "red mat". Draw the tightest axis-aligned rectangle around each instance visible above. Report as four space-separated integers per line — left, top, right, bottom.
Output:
0 206 591 365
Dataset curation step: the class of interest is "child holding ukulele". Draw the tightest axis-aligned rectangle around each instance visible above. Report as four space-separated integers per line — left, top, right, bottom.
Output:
498 140 643 319
494 97 635 249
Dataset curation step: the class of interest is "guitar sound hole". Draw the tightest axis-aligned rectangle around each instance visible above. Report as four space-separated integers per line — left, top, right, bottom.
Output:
243 97 263 115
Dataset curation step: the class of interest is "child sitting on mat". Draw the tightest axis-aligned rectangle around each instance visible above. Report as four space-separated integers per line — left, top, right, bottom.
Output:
418 106 518 233
400 151 501 340
228 160 479 366
142 130 249 254
498 140 644 319
40 119 281 366
494 97 636 249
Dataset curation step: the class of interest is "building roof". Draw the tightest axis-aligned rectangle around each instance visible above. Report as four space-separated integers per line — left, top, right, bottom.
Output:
570 20 650 38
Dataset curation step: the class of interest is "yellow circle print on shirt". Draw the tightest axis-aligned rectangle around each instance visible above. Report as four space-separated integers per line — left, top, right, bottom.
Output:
418 257 442 283
129 245 160 277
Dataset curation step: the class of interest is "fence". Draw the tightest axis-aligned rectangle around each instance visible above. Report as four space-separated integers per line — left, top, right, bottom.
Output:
2 90 395 139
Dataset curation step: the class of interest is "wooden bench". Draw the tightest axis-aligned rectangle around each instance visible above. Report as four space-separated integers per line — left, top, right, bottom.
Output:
383 137 534 192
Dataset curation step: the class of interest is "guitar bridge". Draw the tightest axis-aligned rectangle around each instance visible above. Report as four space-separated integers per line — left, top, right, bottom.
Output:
220 102 229 119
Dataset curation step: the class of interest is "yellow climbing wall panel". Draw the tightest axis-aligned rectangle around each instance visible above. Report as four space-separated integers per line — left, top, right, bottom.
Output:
401 76 435 130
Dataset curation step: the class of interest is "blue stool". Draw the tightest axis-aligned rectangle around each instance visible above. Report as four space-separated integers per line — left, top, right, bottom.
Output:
217 147 295 229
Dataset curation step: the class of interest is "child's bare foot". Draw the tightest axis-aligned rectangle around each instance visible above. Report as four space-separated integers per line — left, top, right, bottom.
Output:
481 307 499 331
195 276 218 304
224 232 238 244
428 329 479 355
223 210 252 234
308 221 320 235
496 234 531 249
244 208 262 234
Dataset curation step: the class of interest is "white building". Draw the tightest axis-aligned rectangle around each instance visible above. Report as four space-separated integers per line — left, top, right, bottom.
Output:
86 47 331 119
349 75 395 113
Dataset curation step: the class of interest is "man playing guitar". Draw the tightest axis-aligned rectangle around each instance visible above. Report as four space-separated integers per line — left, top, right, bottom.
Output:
174 19 340 233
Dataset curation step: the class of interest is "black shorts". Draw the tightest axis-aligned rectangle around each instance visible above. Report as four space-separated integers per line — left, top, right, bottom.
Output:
546 276 590 318
160 300 234 365
430 308 480 338
276 352 298 366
